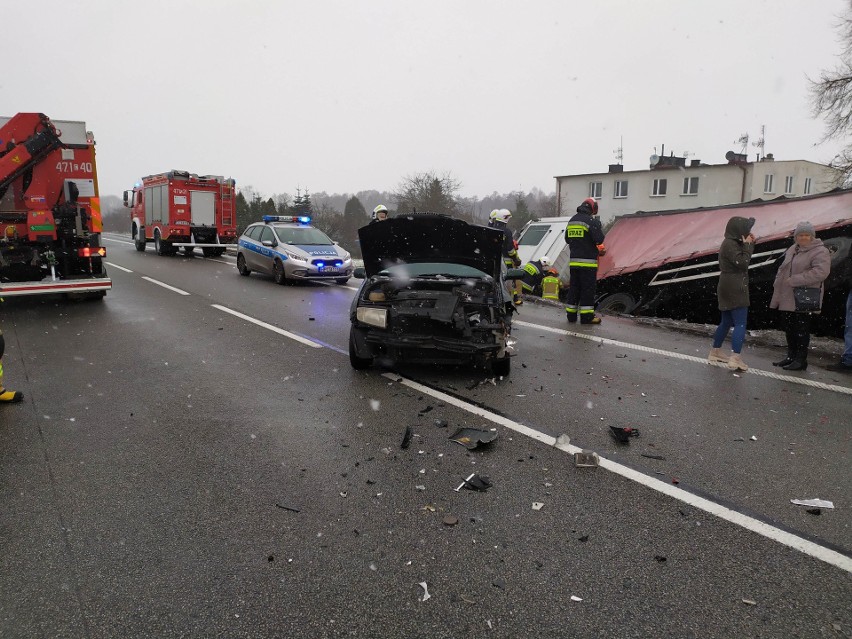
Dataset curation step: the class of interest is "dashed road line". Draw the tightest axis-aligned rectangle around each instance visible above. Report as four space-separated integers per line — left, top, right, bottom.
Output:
141 276 190 296
382 372 852 574
211 304 323 348
515 319 852 396
105 262 133 273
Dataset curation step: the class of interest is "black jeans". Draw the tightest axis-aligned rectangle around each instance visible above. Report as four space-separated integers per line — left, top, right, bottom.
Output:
778 311 812 355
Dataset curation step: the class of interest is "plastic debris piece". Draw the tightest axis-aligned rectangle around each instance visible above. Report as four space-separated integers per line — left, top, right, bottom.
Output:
415 485 426 491
742 599 757 606
418 582 431 602
401 426 413 449
434 419 448 428
443 516 459 526
654 555 667 562
275 503 301 513
791 498 834 509
575 450 600 467
554 434 572 451
422 505 436 512
570 595 583 602
532 502 544 511
609 425 640 443
419 405 433 415
641 453 666 460
750 435 757 441
449 427 498 450
381 447 392 455
455 473 493 492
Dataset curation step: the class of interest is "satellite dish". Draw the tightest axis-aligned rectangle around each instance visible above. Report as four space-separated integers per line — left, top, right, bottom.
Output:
725 151 735 161
649 154 660 166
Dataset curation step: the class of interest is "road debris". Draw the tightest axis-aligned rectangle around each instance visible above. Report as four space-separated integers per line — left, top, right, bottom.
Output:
575 451 600 467
570 595 583 602
742 599 757 606
641 453 666 460
401 426 413 449
532 502 544 511
449 427 498 450
554 434 572 451
443 516 459 526
454 473 493 492
418 582 431 602
609 425 640 443
275 503 301 513
433 419 448 428
750 435 757 441
791 498 834 509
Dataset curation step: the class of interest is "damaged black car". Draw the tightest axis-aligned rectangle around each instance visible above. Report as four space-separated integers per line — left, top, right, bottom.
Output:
349 214 523 376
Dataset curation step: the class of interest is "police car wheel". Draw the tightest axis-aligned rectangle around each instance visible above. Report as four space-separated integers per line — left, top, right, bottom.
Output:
237 254 251 276
273 260 287 285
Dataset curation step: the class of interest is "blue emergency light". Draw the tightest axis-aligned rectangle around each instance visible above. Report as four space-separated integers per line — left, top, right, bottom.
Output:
263 215 312 224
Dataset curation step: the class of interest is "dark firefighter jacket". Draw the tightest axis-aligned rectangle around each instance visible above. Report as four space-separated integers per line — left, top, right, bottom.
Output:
489 220 518 265
521 260 546 290
565 211 605 267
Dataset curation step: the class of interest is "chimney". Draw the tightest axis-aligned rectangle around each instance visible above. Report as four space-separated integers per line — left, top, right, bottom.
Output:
608 164 623 173
763 153 774 161
690 159 701 167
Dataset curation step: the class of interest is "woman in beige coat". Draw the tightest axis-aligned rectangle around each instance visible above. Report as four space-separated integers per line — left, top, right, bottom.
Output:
769 221 831 371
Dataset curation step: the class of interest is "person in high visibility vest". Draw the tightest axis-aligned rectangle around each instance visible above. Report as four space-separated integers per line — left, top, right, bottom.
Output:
489 209 522 305
564 198 606 324
520 255 551 297
541 269 562 301
0 329 23 403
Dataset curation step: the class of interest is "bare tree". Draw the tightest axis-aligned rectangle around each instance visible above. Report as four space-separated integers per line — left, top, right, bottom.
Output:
393 171 462 217
810 3 852 183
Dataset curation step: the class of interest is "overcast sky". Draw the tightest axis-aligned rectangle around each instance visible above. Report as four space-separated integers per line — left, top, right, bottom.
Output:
2 0 848 201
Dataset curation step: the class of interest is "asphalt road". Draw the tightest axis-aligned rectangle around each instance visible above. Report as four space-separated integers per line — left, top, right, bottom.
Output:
0 233 849 639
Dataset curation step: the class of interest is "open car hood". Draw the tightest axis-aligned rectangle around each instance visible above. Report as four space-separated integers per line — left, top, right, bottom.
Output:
358 215 505 279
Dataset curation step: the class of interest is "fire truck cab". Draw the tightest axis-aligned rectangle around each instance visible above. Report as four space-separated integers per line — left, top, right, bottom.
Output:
125 170 236 257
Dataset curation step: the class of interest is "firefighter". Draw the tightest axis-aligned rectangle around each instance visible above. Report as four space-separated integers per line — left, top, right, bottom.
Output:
564 198 607 324
520 255 551 297
370 205 389 223
0 329 23 403
541 268 562 301
489 209 522 304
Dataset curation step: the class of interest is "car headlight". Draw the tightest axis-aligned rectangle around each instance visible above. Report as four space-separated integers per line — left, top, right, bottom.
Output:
284 251 307 261
356 306 387 329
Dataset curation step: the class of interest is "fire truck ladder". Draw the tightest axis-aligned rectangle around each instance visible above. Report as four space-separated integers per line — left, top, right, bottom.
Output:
220 178 234 227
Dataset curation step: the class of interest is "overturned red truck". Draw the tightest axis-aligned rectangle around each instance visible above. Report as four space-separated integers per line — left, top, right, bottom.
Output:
0 113 110 298
594 190 852 335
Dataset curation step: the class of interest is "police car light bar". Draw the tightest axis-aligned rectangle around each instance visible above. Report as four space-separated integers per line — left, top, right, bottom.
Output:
263 215 312 224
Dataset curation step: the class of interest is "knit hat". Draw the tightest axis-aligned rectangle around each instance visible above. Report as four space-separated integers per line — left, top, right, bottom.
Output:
794 221 815 237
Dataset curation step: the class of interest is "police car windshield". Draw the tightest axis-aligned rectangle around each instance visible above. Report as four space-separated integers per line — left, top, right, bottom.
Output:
379 262 489 278
273 226 333 245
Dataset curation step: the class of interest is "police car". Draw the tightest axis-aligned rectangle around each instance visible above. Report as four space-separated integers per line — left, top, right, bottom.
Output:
236 216 353 285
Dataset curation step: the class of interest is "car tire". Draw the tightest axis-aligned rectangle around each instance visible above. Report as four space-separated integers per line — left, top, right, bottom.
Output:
336 277 350 285
134 225 146 252
349 330 373 370
237 253 251 276
597 292 637 315
491 356 511 377
273 259 287 285
183 246 195 256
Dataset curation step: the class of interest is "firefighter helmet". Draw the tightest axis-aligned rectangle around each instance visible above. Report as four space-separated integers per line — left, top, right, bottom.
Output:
539 255 550 267
578 198 599 216
372 204 388 221
492 208 512 224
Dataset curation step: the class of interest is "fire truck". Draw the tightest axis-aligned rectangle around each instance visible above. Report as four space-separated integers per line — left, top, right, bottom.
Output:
0 113 111 298
125 171 236 257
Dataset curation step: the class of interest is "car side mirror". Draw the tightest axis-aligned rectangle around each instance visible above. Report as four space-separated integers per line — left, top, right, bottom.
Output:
505 268 526 280
261 240 276 248
122 190 130 207
353 267 366 279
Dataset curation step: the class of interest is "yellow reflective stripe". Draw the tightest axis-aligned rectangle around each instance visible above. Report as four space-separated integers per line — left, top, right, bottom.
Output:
579 307 595 313
565 305 578 312
569 261 598 267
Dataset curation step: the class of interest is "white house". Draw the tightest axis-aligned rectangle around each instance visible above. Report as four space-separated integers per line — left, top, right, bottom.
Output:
555 152 844 223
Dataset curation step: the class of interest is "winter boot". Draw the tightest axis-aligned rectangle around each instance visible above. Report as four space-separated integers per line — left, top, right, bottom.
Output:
774 331 797 367
772 354 794 367
0 387 23 403
728 353 748 371
581 315 602 325
708 348 729 363
782 351 808 371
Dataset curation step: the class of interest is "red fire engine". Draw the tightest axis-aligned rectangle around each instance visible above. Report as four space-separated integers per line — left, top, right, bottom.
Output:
0 113 111 298
124 170 236 257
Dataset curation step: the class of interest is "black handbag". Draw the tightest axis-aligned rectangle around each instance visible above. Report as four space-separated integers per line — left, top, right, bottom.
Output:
793 286 821 312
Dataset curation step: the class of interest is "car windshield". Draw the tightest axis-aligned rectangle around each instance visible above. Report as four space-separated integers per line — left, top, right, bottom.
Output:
378 262 489 278
273 225 333 245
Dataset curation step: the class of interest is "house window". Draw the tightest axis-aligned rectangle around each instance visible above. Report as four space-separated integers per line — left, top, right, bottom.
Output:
784 176 794 194
589 181 602 198
614 180 628 198
804 177 812 195
764 174 774 194
652 178 667 196
682 176 699 195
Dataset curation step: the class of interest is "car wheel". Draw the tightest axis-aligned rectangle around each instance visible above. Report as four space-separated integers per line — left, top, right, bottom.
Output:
491 356 511 377
134 225 146 252
237 253 251 276
336 277 350 285
349 330 373 370
597 292 637 315
273 259 287 285
183 246 195 256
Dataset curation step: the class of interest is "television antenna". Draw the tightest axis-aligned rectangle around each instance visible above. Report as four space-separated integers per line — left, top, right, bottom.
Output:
736 133 749 155
752 125 765 158
613 136 623 164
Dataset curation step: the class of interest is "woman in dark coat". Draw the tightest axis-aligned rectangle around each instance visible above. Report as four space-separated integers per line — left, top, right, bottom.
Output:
769 221 831 371
708 216 755 371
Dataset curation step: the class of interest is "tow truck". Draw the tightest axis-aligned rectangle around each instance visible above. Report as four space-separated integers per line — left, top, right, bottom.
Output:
0 113 110 298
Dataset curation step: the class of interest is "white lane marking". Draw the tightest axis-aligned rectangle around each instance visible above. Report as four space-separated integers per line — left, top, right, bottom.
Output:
382 372 852 574
102 236 135 246
515 320 852 396
206 259 233 265
211 304 323 349
105 262 133 273
141 276 190 296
